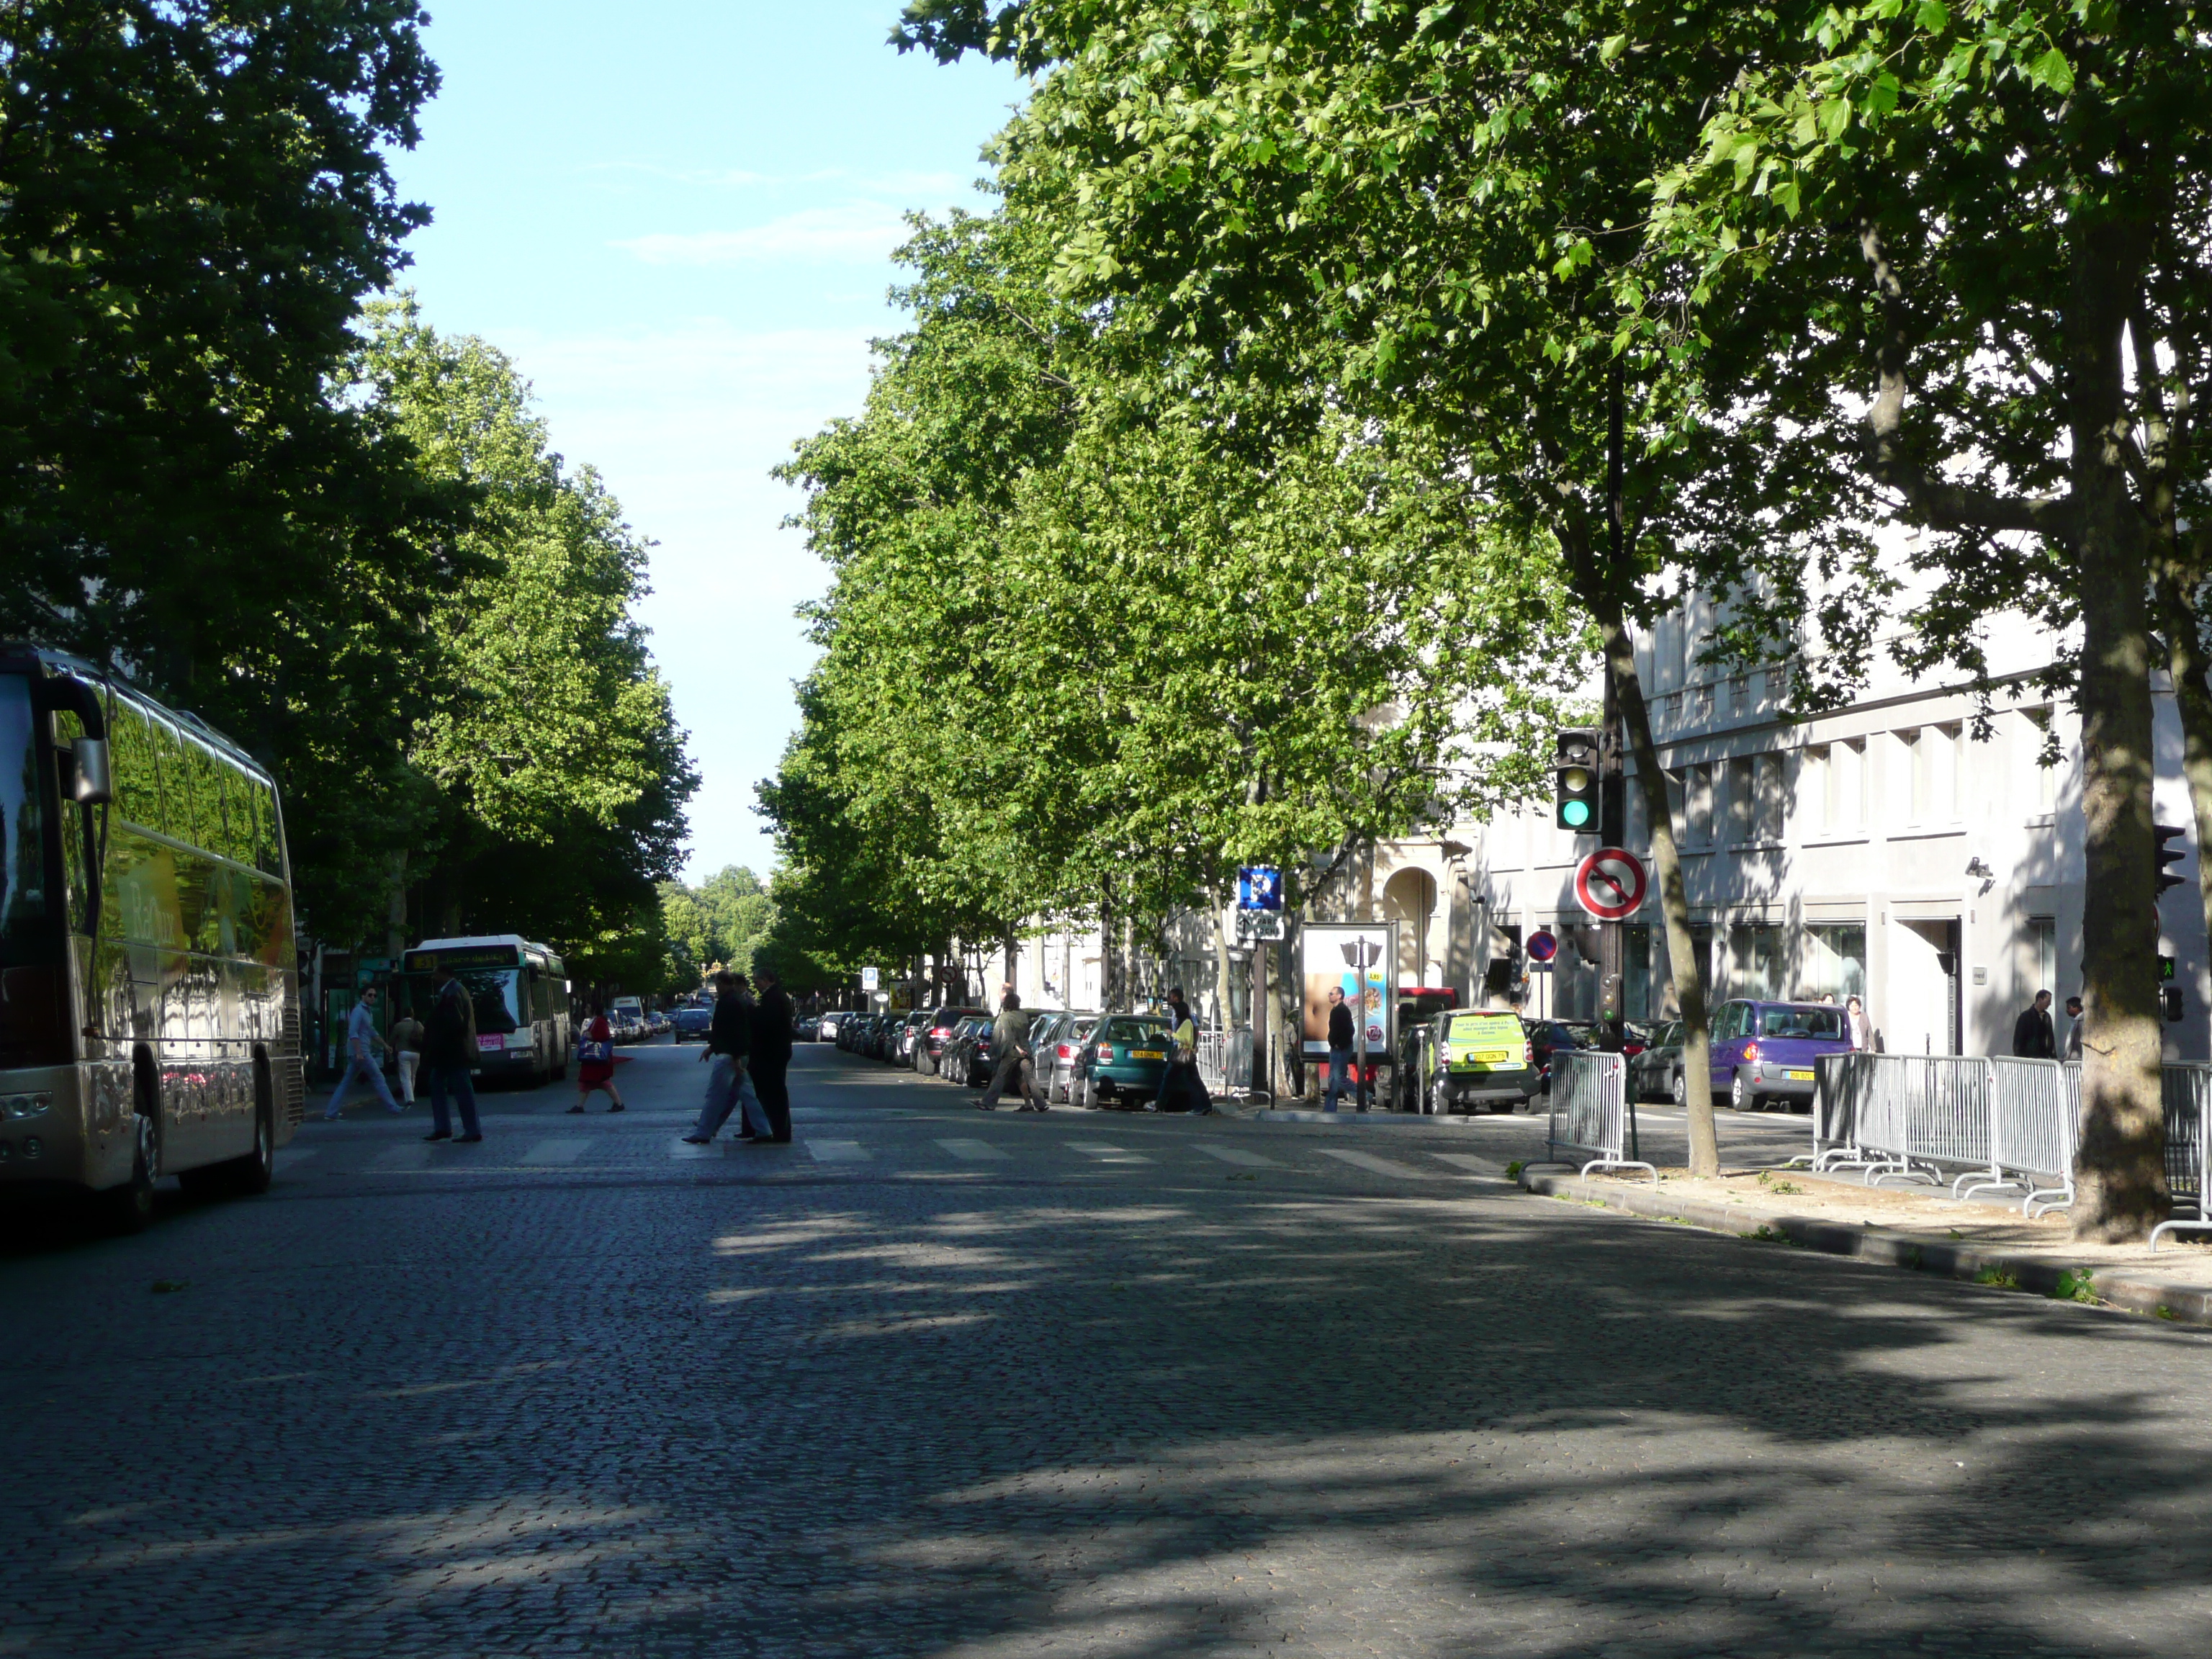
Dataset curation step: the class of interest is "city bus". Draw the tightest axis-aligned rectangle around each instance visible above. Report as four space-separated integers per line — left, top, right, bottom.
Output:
0 644 303 1232
399 935 572 1086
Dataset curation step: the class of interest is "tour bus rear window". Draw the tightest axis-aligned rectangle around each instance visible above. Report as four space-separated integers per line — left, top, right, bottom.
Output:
1759 1006 1845 1040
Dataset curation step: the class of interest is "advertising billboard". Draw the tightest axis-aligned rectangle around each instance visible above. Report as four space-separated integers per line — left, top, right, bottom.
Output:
1300 921 1398 1058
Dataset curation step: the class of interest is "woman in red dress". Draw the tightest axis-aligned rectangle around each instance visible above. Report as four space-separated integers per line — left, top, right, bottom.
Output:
569 1004 626 1113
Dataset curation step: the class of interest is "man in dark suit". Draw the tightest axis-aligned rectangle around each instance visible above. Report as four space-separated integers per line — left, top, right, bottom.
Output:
751 967 796 1143
2012 989 2056 1058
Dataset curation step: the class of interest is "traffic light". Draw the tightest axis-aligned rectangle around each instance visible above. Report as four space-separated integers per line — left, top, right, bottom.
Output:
1555 729 1601 832
2156 824 2189 895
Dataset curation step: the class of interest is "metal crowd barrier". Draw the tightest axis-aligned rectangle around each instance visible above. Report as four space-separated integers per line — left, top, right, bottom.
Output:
1195 1028 1255 1097
1811 1055 2211 1226
1547 1052 1655 1184
2153 1064 2212 1249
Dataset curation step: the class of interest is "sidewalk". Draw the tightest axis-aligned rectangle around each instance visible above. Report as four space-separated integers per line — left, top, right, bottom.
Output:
1519 1161 2212 1327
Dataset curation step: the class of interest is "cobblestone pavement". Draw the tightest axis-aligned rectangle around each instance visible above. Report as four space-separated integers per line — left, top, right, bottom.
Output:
4 1042 2209 1657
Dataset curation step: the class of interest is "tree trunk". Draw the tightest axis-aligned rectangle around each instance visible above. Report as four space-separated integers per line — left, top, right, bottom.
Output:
1588 595 1719 1176
2069 232 2170 1241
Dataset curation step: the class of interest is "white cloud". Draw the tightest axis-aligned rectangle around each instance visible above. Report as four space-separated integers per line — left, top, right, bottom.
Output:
612 202 916 266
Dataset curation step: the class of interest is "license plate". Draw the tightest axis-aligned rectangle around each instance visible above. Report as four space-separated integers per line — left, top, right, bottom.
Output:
477 1035 503 1051
1786 1069 1813 1081
1131 1050 1165 1061
1474 1050 1511 1062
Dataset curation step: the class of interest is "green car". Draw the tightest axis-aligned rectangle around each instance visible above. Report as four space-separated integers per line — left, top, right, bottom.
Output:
1427 1010 1539 1114
1075 1014 1175 1109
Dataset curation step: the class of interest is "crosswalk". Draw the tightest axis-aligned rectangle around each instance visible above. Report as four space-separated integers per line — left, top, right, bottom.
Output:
286 1129 1518 1185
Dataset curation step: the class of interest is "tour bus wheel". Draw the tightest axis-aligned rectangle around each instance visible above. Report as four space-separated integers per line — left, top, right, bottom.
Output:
99 1114 158 1236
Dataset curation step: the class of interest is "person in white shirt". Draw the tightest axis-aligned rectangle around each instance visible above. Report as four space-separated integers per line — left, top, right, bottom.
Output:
324 985 403 1120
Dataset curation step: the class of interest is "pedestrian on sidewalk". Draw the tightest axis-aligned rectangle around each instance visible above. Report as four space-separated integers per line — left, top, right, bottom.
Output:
1322 986 1357 1112
1845 994 1875 1052
324 985 403 1120
388 1001 424 1106
751 967 795 1142
2013 989 2057 1058
421 968 485 1143
1156 987 1214 1115
685 971 770 1144
976 992 1045 1111
2063 995 2085 1060
568 1004 626 1114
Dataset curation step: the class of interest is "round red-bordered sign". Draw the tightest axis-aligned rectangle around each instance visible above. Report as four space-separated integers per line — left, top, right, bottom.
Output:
1574 848 1648 920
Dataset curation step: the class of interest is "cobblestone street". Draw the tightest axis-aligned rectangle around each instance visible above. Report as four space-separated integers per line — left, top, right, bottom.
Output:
4 1043 2210 1658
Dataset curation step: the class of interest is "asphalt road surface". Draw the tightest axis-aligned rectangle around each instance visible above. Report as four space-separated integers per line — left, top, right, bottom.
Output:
3 1040 2208 1657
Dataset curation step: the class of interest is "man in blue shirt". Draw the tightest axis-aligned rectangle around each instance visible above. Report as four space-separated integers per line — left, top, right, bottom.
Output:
325 985 403 1120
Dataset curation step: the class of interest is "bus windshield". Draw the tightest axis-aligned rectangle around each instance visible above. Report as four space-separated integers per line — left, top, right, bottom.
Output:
0 675 48 966
457 968 522 1035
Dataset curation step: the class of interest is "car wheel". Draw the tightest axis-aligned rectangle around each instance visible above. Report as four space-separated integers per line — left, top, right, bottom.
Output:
1670 1070 1688 1109
1730 1069 1757 1112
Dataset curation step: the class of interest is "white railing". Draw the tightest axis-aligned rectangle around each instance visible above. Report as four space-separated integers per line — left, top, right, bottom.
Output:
1812 1054 2209 1223
2154 1064 2212 1249
1195 1028 1254 1097
1547 1052 1655 1184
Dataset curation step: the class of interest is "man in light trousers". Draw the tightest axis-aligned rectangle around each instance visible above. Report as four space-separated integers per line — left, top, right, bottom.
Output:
325 985 403 1120
684 971 772 1144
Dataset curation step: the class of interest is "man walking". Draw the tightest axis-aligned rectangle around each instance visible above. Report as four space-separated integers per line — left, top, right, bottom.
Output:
1323 985 1357 1112
751 967 796 1143
2063 994 2085 1060
2012 989 2057 1058
421 968 485 1143
684 971 771 1144
976 992 1045 1111
324 984 403 1120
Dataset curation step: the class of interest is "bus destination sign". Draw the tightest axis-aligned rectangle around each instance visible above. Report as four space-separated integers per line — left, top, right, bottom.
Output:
403 945 521 974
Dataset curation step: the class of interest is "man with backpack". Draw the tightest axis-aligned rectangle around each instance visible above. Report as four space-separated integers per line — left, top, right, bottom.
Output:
421 966 485 1143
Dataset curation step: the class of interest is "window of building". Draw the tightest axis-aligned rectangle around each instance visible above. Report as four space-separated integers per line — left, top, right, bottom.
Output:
1938 723 1964 821
1686 765 1712 845
1802 924 1866 1002
1729 923 1786 999
1726 757 1753 843
2025 916 2056 1004
1900 728 1930 822
1755 753 1784 842
2023 708 2059 812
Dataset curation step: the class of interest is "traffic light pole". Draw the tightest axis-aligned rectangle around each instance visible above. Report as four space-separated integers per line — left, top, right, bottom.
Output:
1597 659 1624 1034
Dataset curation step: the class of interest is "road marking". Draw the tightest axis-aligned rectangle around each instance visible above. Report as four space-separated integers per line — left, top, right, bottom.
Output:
1191 1143 1280 1168
808 1140 871 1164
668 1137 718 1159
1068 1141 1153 1164
1317 1148 1436 1179
372 1144 434 1170
520 1137 590 1166
936 1138 1012 1161
1429 1153 1511 1178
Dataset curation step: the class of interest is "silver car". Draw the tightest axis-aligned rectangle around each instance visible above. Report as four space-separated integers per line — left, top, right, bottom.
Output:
1033 1011 1101 1104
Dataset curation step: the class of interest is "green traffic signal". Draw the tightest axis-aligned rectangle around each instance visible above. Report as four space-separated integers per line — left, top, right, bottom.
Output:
1562 799 1592 828
1554 728 1601 833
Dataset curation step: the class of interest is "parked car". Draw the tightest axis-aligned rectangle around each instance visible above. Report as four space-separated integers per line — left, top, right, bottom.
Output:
938 1015 992 1087
817 1010 848 1044
1526 1019 1595 1092
1424 1009 1539 1114
673 1007 714 1043
892 1010 932 1064
795 1015 819 1042
1035 1011 1100 1102
1629 1020 1689 1102
1074 1013 1174 1109
915 1006 989 1076
1707 999 1855 1111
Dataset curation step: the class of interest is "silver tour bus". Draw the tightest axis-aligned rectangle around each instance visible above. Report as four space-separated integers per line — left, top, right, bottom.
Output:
0 644 304 1232
400 935 572 1086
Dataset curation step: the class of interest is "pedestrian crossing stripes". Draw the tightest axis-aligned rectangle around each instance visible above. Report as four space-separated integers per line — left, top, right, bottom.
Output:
1317 1148 1438 1180
372 1143 435 1170
808 1140 871 1164
1191 1143 1279 1168
519 1137 590 1166
935 1138 1012 1161
1429 1153 1510 1179
1068 1141 1152 1164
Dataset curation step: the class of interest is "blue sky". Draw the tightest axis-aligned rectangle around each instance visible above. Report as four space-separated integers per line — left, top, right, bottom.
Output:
385 3 1026 881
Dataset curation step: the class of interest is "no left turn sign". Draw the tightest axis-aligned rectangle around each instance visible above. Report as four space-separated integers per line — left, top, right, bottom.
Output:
1574 848 1648 920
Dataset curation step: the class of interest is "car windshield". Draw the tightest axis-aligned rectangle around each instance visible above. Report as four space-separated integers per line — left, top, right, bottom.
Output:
1760 1006 1845 1039
1100 1017 1168 1042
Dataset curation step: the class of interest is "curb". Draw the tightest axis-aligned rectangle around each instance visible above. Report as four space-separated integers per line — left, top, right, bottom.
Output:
1245 1107 1537 1126
1518 1167 2212 1328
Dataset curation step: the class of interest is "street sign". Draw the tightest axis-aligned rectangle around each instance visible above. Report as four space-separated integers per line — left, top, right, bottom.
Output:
1574 848 1648 920
1238 866 1285 911
1527 929 1558 963
860 966 879 992
1236 909 1289 943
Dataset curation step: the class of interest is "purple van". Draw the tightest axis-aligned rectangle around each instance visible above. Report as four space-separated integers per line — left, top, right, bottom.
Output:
1707 999 1857 1112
